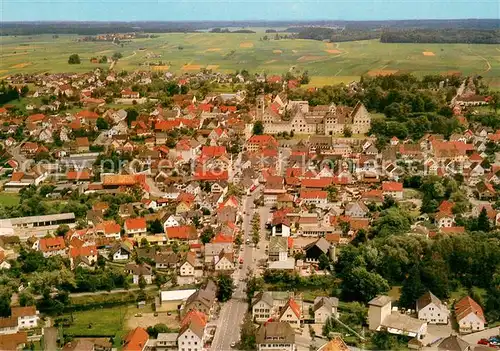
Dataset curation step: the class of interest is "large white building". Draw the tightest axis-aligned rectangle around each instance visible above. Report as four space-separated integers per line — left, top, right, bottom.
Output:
416 291 449 325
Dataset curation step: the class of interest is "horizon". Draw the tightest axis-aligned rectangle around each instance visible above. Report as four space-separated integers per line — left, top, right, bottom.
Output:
2 0 499 22
1 18 499 23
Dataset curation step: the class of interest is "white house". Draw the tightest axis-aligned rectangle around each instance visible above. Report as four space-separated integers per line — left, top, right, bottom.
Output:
252 292 274 322
11 306 39 330
124 217 147 238
179 257 196 277
163 215 182 230
271 218 291 237
455 296 486 333
382 182 404 200
313 297 339 324
110 241 133 261
278 298 301 329
299 191 328 207
214 251 234 271
416 291 449 324
344 201 369 218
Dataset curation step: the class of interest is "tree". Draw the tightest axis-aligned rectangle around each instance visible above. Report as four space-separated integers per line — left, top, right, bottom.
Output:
138 275 147 290
148 219 164 234
200 227 215 244
19 292 35 307
112 52 123 61
477 207 491 232
96 117 109 130
125 108 138 127
239 313 257 350
252 121 264 135
55 224 70 237
68 54 81 64
318 253 330 270
99 56 108 64
341 266 390 302
155 273 167 288
0 291 11 317
216 274 234 302
245 273 263 304
147 323 171 338
399 265 426 308
371 331 399 350
343 127 352 137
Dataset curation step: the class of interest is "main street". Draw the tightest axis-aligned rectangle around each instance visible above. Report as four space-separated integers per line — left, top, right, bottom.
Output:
210 188 260 350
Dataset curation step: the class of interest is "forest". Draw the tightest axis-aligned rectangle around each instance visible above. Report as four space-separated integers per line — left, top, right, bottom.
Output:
295 27 381 42
380 28 500 44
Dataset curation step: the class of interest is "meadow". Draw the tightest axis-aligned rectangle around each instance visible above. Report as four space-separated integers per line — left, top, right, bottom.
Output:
1 31 499 88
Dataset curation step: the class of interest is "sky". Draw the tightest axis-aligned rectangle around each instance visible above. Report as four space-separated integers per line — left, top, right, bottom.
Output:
1 0 498 21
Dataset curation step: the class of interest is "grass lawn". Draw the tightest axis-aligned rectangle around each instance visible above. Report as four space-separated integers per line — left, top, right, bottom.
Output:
0 193 20 207
62 306 127 337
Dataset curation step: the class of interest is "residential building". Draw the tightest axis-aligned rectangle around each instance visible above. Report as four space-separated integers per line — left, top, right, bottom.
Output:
177 310 207 351
179 252 196 276
313 297 339 324
455 296 486 333
124 217 147 238
123 327 149 351
416 291 449 324
124 263 153 285
256 322 296 351
278 298 301 329
382 182 403 200
33 237 67 258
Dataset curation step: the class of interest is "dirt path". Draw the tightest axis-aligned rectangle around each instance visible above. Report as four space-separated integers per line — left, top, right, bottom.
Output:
469 47 491 73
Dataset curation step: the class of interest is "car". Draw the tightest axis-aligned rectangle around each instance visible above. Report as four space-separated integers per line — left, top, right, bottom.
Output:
230 342 237 348
478 339 489 345
167 312 172 316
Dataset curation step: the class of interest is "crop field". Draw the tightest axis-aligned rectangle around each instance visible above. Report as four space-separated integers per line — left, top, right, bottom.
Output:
1 32 499 88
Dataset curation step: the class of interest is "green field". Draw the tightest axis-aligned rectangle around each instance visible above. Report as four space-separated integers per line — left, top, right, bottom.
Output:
1 33 500 88
62 306 127 336
0 193 20 207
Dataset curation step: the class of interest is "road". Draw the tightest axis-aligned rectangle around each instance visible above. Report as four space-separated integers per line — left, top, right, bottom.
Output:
210 188 260 350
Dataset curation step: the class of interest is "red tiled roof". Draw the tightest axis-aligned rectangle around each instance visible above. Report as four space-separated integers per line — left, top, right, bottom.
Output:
39 237 66 252
440 226 465 234
300 190 328 199
382 181 403 192
11 306 36 318
181 309 208 328
102 174 137 186
301 177 333 189
193 170 228 181
67 170 91 181
247 135 278 147
125 217 147 231
211 233 233 243
455 296 486 323
166 225 197 240
26 113 45 123
69 245 97 258
11 171 24 182
75 110 99 119
201 145 227 157
123 327 149 351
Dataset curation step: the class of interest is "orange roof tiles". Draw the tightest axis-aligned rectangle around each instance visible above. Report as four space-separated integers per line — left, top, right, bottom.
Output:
382 181 403 192
122 327 149 351
455 296 486 323
125 217 147 230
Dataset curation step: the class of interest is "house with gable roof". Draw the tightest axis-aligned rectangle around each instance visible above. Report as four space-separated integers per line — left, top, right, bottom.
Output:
177 309 207 351
455 296 486 333
278 298 301 328
416 291 449 324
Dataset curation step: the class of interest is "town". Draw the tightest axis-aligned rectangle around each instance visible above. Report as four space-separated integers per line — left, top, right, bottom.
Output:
0 64 498 351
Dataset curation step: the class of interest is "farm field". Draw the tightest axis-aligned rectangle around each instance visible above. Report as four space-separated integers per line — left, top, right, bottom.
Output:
1 33 499 88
